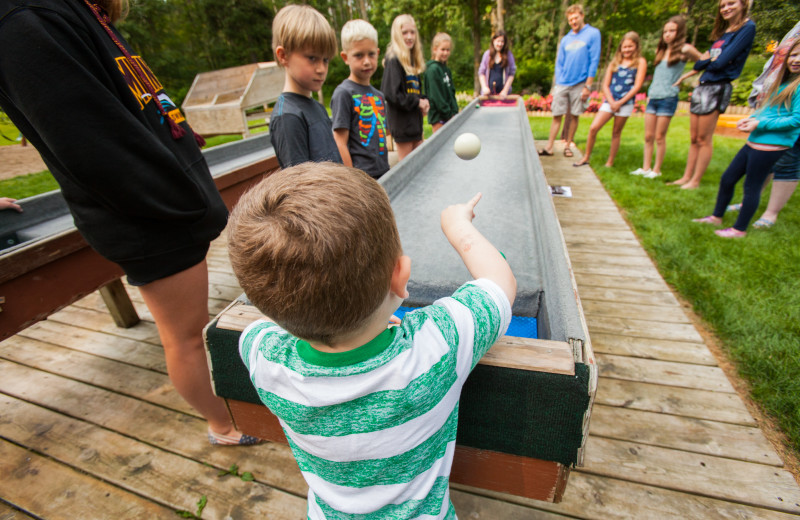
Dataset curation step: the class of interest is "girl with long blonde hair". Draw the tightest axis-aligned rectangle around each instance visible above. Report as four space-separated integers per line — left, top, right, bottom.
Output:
574 32 647 168
380 14 429 160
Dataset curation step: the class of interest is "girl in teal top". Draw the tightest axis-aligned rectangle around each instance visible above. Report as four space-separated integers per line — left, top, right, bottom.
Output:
693 39 800 237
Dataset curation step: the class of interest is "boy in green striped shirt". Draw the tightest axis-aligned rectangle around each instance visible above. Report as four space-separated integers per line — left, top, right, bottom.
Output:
227 162 516 519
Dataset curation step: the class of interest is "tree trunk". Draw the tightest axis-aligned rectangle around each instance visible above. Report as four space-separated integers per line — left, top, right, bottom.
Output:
357 0 368 21
496 0 504 31
473 0 482 95
552 0 570 89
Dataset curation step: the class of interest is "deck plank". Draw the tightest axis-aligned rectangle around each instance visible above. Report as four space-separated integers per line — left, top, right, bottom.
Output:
580 436 800 513
460 472 800 520
597 353 735 392
0 439 175 519
594 378 756 426
590 332 717 365
0 359 309 498
589 404 781 465
0 395 307 519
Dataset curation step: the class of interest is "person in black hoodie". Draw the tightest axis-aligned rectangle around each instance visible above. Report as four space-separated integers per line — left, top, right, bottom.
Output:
381 14 429 161
0 0 257 445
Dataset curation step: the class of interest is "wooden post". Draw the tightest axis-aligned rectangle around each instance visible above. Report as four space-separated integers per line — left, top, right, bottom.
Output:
98 279 140 328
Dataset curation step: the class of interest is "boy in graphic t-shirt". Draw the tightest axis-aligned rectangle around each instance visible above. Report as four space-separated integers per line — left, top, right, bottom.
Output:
331 19 390 179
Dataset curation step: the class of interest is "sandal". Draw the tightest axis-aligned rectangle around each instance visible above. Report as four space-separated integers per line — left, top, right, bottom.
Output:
726 203 742 212
715 227 746 238
563 148 574 158
752 218 774 229
692 215 721 225
208 428 263 446
573 161 590 167
538 148 554 156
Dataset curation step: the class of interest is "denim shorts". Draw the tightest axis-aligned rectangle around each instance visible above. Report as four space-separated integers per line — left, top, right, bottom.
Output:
773 138 800 182
646 96 679 117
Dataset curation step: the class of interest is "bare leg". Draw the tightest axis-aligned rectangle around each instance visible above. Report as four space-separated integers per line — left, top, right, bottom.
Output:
682 111 720 189
561 113 573 144
138 260 236 436
760 180 798 223
576 111 612 165
544 115 564 153
432 122 444 133
643 113 657 171
605 115 629 167
396 140 422 161
673 112 702 185
566 112 581 149
653 115 672 174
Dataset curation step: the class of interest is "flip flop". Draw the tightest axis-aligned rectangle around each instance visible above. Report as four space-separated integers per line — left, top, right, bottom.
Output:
573 161 589 167
752 218 774 229
538 149 554 156
563 148 574 158
208 428 263 446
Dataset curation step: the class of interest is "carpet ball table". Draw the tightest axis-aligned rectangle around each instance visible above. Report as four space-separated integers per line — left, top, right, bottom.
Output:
204 96 596 503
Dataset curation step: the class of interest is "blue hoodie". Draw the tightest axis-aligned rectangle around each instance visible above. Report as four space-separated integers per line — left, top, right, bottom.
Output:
555 24 602 87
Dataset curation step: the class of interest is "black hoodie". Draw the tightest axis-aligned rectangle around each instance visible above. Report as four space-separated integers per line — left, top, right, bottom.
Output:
0 0 227 280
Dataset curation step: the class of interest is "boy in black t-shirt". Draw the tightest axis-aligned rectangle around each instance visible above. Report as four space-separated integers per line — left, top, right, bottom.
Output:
331 20 390 179
270 5 342 168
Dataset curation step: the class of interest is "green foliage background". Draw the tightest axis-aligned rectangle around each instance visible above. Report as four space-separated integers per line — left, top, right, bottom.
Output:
116 0 798 105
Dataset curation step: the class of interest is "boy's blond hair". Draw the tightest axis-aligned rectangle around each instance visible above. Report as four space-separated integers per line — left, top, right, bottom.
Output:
272 4 338 64
566 4 584 15
228 162 402 345
341 19 379 51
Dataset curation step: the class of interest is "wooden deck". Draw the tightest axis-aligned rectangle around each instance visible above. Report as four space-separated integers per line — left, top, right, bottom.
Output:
2 148 800 518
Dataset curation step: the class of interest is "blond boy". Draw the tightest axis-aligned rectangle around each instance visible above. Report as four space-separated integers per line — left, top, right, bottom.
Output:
331 20 390 178
270 4 342 168
228 162 516 518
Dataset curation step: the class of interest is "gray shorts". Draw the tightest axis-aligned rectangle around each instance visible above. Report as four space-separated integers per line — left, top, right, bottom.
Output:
552 83 589 116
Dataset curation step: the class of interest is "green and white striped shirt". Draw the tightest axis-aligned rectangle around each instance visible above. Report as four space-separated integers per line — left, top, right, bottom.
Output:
240 279 511 519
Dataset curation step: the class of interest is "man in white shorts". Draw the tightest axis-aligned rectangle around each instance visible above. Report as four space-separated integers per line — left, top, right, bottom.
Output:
539 4 601 158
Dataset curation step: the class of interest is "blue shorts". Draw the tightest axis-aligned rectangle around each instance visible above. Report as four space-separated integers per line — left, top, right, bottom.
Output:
773 138 800 182
646 96 679 117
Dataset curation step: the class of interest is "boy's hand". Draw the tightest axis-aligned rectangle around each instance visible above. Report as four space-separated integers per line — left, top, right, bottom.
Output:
441 192 481 231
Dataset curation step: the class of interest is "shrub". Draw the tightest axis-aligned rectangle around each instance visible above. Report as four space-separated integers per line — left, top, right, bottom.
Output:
514 58 554 95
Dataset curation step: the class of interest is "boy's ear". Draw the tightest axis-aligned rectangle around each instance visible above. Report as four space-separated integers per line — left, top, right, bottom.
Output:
340 50 349 63
390 255 411 299
275 46 289 67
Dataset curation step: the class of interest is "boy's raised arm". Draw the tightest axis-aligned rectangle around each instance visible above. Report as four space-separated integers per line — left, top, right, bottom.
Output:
441 193 517 306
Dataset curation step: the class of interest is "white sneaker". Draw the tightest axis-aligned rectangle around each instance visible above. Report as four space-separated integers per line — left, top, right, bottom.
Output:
642 170 661 179
630 168 647 175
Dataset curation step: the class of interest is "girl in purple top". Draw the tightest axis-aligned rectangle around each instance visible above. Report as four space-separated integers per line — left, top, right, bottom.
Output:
478 31 516 98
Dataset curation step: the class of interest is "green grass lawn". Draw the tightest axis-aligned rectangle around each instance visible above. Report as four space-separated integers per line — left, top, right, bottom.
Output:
530 114 800 457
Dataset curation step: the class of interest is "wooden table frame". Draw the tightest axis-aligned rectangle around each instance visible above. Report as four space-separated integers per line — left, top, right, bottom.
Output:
0 154 279 341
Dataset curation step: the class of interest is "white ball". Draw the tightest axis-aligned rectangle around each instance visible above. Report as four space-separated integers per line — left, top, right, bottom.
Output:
454 132 481 160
